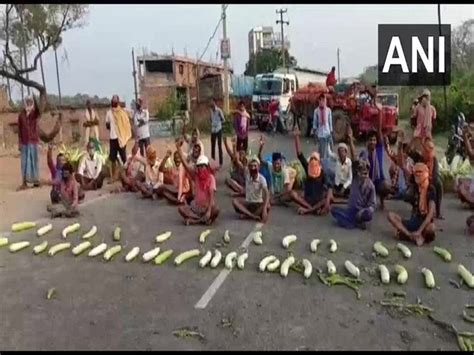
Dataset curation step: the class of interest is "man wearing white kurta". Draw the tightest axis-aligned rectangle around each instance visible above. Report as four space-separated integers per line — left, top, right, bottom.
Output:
83 100 100 144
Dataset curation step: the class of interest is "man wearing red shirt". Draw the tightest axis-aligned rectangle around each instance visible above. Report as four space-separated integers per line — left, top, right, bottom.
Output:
326 66 337 91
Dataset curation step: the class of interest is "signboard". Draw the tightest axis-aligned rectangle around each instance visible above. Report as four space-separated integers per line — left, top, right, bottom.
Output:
221 39 231 59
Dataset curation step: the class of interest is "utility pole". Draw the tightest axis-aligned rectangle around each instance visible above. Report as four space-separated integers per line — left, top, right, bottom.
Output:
337 48 341 82
222 4 230 114
132 48 138 103
54 47 62 105
276 8 289 73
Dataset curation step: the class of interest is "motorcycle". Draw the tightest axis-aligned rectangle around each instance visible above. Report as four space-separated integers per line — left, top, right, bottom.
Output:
445 112 467 165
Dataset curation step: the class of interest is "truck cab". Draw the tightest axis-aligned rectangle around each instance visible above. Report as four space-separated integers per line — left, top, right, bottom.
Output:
252 73 297 130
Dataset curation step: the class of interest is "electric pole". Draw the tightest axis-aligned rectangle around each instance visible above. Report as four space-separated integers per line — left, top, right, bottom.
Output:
337 48 341 82
276 8 289 73
132 48 138 103
54 47 62 105
222 4 230 114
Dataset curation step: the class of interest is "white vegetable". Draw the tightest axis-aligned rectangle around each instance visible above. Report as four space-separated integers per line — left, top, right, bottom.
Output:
373 241 389 257
394 264 408 284
37 224 53 237
33 241 48 255
103 245 122 261
282 234 297 249
125 247 140 262
0 237 9 247
223 230 231 243
457 264 474 288
142 247 161 263
397 243 412 258
88 243 108 257
329 239 338 253
82 225 97 240
62 223 80 239
266 259 280 272
379 264 390 284
199 229 212 244
174 249 201 265
225 251 238 270
253 231 263 245
259 255 277 272
48 242 71 256
421 267 435 289
199 251 213 268
327 260 336 275
155 231 172 243
344 260 360 278
72 241 92 256
237 253 248 270
310 239 321 253
280 256 296 277
302 259 313 279
210 250 222 268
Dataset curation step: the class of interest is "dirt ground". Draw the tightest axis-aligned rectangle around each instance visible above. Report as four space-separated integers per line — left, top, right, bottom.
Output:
0 132 472 351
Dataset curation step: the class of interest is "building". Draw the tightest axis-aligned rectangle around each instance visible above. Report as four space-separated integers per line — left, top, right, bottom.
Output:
248 26 290 58
137 54 231 116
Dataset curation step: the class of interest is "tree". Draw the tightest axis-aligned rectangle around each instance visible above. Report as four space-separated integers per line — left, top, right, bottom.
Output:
451 19 474 73
358 65 378 85
244 48 297 77
0 4 88 111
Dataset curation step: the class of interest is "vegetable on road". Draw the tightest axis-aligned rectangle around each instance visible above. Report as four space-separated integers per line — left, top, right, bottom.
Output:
62 223 80 239
82 226 97 240
11 221 36 232
282 235 297 249
394 264 408 284
72 241 92 256
33 241 49 255
125 247 140 262
48 242 71 256
373 241 389 257
397 243 412 258
310 239 321 253
174 249 201 266
199 229 212 244
154 249 174 265
259 255 277 272
9 241 30 253
422 267 435 289
37 224 53 237
155 231 172 243
433 246 452 262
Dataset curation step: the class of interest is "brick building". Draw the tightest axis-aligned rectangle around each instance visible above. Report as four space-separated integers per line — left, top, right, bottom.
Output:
137 54 232 117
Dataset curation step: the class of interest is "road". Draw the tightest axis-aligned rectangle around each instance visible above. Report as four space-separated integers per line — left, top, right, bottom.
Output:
0 132 472 350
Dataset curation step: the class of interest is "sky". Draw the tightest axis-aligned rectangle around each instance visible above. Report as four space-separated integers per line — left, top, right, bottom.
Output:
6 4 474 104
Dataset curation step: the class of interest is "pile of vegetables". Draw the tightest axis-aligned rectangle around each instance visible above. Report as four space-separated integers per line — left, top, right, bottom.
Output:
439 155 472 192
58 144 85 168
288 159 306 189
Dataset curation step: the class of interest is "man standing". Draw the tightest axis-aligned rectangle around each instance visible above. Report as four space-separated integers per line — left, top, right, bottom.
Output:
17 95 41 190
413 89 437 140
83 100 100 145
326 66 337 91
76 141 105 191
313 93 333 160
105 94 132 182
234 101 250 152
133 98 151 156
209 98 225 166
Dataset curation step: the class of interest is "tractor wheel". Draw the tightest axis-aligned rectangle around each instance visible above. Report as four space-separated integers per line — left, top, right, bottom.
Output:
332 109 350 143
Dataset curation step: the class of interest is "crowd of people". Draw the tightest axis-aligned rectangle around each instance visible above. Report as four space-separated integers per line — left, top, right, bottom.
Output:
16 87 474 243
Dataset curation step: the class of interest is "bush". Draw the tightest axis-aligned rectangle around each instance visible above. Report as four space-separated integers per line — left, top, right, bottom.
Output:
155 93 186 121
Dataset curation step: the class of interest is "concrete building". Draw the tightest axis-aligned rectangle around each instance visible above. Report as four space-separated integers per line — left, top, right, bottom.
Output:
137 54 230 116
248 26 290 58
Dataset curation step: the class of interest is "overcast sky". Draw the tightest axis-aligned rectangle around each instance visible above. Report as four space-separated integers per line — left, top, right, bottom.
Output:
8 4 473 104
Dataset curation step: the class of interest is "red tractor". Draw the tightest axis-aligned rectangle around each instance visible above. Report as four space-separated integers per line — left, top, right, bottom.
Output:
290 81 399 142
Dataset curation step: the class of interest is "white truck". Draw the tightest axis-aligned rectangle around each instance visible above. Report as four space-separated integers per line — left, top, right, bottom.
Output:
251 68 326 131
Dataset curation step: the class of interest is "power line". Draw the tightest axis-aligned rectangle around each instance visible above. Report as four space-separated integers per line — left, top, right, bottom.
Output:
198 4 228 62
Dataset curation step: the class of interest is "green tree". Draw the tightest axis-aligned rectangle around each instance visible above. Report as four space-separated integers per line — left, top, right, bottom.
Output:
358 65 378 85
244 48 297 77
0 4 89 110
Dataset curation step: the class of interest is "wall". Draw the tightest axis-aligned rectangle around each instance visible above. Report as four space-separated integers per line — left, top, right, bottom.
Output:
0 105 111 149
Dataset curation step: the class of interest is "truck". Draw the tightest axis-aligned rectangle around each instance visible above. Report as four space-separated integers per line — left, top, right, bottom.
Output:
251 67 327 131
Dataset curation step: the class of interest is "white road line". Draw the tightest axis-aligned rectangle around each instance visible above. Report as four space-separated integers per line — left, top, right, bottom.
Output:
0 193 112 237
194 222 263 310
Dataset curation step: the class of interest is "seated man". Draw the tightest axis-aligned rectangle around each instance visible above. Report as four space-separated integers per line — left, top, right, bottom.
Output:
175 140 219 226
158 149 191 205
47 143 66 203
76 141 106 191
331 158 376 230
117 142 145 193
224 135 247 196
457 126 474 209
290 128 332 215
232 155 270 223
330 142 352 198
387 163 436 246
135 146 164 199
47 162 85 218
257 135 293 205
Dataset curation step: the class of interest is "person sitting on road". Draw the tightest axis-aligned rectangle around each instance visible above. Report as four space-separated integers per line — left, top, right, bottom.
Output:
76 141 106 191
290 128 332 216
347 110 391 209
331 155 376 230
223 135 247 196
457 125 474 209
387 162 436 246
176 141 219 226
257 135 294 206
116 142 145 193
232 155 270 223
158 149 191 205
330 142 352 198
135 146 164 199
421 138 443 219
47 143 67 204
47 162 85 218
182 122 205 159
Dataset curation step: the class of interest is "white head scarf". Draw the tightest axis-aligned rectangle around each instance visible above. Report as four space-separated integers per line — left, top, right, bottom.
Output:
24 96 35 115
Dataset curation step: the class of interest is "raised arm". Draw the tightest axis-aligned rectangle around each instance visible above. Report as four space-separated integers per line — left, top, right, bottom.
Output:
294 127 302 156
462 127 474 160
257 135 267 166
384 135 398 165
224 135 236 159
176 138 193 178
47 143 55 173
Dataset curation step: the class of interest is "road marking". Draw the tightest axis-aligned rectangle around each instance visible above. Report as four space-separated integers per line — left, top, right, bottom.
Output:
194 222 263 310
0 193 113 237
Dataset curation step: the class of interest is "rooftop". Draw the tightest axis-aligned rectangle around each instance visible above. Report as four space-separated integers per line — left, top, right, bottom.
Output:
137 54 230 71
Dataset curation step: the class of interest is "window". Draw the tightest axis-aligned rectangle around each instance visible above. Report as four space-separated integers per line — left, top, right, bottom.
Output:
283 79 290 94
179 64 184 75
145 60 173 73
